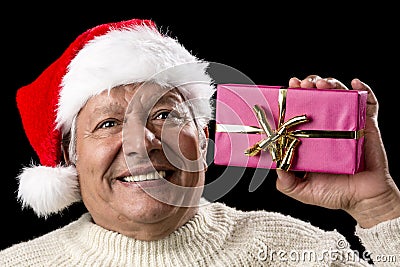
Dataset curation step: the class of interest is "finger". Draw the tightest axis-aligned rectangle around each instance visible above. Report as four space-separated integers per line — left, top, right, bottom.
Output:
315 77 349 90
350 78 383 173
351 78 377 105
300 75 322 88
351 78 378 119
289 77 301 88
275 169 298 194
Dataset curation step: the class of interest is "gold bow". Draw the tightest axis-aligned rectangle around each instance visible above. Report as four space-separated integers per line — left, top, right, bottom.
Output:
244 89 308 171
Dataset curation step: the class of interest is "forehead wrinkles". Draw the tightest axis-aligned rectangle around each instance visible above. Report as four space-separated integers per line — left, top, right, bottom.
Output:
83 89 126 115
92 101 125 115
126 86 184 115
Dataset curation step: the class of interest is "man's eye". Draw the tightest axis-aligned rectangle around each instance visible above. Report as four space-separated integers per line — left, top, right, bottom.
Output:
155 111 171 120
153 110 187 126
99 120 118 129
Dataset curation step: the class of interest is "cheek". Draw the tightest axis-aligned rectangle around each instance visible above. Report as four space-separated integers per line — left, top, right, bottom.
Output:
178 129 200 160
156 121 206 173
76 136 122 177
161 122 200 160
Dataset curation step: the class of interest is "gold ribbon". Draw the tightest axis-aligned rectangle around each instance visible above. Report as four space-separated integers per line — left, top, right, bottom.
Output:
216 88 364 171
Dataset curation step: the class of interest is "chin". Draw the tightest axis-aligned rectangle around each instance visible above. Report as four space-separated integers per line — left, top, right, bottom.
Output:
123 198 181 223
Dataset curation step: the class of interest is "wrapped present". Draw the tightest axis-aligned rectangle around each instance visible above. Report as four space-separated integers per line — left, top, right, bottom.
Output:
213 83 368 174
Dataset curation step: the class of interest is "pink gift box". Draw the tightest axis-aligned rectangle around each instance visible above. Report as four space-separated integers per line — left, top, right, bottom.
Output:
213 84 368 174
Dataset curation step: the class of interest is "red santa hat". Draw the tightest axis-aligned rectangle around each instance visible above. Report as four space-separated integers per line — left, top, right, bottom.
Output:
16 18 214 218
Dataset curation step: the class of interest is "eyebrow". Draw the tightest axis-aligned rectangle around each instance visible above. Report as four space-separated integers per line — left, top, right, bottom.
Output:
92 102 125 115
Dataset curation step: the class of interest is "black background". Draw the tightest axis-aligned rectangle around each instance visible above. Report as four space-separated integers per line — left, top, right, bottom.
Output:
2 3 399 257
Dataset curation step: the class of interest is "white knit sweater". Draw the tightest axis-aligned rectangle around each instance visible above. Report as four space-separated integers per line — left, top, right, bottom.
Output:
0 202 399 266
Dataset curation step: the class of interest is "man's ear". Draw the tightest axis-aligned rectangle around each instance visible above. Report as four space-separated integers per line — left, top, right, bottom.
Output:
201 126 209 150
201 126 210 172
203 126 209 139
61 143 71 165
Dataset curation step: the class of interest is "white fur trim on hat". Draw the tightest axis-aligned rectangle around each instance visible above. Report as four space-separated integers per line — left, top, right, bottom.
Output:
17 165 81 218
56 25 213 133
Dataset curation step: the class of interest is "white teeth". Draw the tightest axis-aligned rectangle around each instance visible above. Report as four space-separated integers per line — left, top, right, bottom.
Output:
121 171 166 182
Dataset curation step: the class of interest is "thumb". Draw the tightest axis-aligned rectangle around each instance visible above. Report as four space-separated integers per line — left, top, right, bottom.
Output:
275 169 299 195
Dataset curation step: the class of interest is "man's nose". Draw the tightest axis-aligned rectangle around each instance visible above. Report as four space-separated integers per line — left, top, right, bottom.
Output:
123 122 162 158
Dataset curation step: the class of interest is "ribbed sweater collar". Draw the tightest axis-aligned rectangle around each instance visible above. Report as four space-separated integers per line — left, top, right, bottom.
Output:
66 203 232 264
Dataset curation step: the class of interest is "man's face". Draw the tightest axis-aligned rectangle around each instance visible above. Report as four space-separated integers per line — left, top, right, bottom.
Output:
74 83 207 240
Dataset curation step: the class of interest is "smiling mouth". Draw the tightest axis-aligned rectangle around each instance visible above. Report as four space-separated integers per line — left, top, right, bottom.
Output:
118 170 171 182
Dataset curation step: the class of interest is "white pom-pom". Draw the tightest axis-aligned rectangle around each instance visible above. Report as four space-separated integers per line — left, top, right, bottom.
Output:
17 165 81 218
